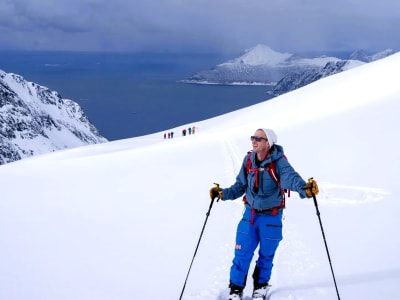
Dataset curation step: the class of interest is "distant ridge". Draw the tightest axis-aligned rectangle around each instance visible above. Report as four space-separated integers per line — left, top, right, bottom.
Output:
271 48 396 96
184 44 396 88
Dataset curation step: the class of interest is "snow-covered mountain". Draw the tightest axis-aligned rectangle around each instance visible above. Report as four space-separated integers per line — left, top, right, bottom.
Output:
0 69 107 165
271 60 365 96
272 49 396 96
184 45 396 87
184 44 342 85
349 48 396 62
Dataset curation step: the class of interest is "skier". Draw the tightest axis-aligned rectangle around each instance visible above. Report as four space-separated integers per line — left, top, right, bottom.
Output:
209 128 319 300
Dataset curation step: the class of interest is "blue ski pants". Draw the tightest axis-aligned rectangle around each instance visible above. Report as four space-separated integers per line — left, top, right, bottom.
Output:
230 208 283 288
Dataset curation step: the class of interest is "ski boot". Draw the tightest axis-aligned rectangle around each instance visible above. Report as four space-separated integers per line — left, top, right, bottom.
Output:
229 283 244 300
252 283 270 300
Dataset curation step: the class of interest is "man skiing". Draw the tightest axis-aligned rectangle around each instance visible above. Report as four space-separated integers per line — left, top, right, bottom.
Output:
210 128 319 300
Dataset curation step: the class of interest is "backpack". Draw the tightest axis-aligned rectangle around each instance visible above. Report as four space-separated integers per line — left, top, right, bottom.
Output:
243 151 290 218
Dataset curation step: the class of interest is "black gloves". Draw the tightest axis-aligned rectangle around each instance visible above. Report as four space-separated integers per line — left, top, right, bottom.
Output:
209 183 223 200
304 178 319 198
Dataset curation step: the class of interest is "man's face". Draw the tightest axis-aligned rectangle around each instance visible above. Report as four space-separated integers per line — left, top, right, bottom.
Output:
251 129 270 154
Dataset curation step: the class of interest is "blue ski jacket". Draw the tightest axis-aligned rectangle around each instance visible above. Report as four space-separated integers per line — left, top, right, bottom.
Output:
221 144 307 211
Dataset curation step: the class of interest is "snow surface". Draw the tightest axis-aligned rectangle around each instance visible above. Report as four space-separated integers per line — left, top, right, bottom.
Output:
339 59 365 71
1 53 400 300
291 56 342 67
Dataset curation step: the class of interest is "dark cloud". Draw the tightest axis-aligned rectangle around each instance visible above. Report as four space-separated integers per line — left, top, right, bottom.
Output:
0 0 399 53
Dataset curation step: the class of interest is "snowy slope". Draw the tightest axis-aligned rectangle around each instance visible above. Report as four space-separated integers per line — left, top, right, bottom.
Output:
0 53 399 300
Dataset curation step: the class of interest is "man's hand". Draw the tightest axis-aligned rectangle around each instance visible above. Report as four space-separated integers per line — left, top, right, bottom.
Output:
209 183 223 200
305 178 319 198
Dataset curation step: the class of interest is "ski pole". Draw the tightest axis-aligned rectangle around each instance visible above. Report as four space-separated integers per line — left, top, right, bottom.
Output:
309 178 341 300
179 183 220 300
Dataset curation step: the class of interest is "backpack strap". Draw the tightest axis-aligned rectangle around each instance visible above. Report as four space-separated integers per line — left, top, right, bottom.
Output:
267 160 286 215
243 151 288 221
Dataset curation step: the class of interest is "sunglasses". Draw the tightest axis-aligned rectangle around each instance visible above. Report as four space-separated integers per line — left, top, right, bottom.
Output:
250 136 268 142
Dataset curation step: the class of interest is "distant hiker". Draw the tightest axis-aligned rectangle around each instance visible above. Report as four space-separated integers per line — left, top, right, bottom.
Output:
192 126 196 134
182 129 187 136
209 128 319 300
168 132 171 139
164 133 167 139
170 131 174 138
188 127 192 135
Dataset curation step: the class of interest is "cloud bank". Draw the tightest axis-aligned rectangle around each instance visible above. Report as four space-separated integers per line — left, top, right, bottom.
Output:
0 0 399 53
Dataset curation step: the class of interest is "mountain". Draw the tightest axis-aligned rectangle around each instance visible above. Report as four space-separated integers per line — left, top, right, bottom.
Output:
271 60 365 96
184 45 397 90
0 69 107 165
349 48 396 62
184 44 342 85
0 53 399 300
272 49 396 96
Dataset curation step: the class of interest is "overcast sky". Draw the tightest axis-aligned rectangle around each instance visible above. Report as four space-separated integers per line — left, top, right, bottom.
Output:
0 0 399 54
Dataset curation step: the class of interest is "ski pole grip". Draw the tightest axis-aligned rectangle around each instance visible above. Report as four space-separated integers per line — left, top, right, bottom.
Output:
213 183 221 202
308 177 315 195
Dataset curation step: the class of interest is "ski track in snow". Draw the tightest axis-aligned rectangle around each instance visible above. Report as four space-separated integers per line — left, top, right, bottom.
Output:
222 137 244 179
318 182 390 205
271 218 328 299
181 137 244 300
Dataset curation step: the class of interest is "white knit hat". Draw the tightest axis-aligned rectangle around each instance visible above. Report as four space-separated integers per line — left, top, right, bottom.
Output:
261 128 277 146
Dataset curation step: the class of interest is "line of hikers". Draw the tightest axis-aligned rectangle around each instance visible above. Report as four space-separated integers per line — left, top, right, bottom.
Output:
182 126 197 136
163 126 197 139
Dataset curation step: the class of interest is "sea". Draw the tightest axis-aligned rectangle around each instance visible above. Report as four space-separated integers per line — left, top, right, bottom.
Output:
0 51 275 141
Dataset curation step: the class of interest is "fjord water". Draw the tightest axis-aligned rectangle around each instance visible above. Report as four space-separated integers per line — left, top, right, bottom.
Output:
0 51 274 140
